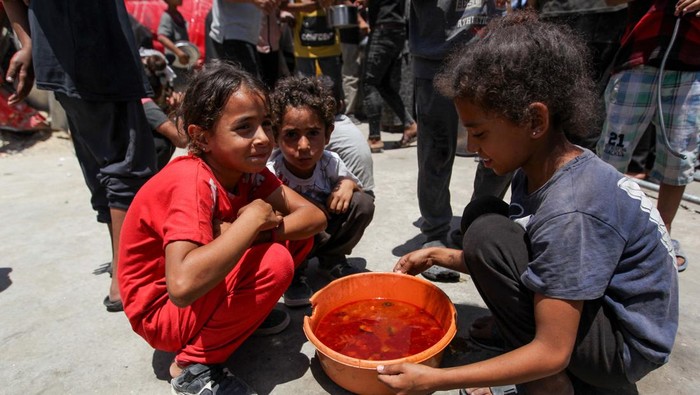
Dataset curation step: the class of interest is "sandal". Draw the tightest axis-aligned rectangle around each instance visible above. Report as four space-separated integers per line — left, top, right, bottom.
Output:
420 265 460 282
103 296 124 313
399 128 417 148
469 315 506 352
672 239 688 272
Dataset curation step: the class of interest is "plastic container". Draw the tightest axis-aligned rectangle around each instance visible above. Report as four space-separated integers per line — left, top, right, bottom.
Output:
303 272 457 395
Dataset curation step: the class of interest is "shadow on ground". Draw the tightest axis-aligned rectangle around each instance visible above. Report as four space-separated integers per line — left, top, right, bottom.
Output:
0 267 12 293
0 129 53 154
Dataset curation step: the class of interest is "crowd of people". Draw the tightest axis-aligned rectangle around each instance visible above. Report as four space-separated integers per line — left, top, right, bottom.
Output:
2 0 694 393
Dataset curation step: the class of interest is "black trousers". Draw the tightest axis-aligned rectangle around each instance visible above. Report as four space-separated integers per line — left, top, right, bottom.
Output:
460 197 638 394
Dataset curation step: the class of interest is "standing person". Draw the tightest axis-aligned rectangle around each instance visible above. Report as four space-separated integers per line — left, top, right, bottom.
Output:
285 0 346 106
409 0 511 282
3 0 157 312
268 76 375 306
357 0 417 153
157 0 192 91
209 0 280 76
328 112 376 194
596 0 699 272
378 12 678 394
157 0 191 67
338 9 368 121
257 9 294 88
119 63 326 394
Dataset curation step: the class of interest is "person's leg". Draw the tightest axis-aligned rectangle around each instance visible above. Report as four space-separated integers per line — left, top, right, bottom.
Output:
415 77 458 243
647 68 699 268
565 300 639 394
316 56 345 109
369 29 414 127
597 69 655 174
626 124 655 179
314 191 375 261
107 208 126 303
219 40 261 78
140 239 312 370
341 42 361 115
470 160 513 202
294 57 316 78
462 198 638 394
656 184 686 235
362 28 412 140
56 95 156 308
327 116 375 193
258 50 280 89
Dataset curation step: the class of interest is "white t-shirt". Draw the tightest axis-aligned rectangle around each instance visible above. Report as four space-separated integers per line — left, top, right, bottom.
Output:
267 150 362 205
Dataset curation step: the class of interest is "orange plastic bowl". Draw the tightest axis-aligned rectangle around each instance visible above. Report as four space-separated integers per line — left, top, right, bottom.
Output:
303 272 457 395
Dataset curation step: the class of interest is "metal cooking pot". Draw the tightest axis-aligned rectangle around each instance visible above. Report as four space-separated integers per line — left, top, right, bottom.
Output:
172 41 200 69
326 5 358 28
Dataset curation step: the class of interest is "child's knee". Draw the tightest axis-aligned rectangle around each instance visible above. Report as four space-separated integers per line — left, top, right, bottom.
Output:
463 214 523 264
351 191 376 221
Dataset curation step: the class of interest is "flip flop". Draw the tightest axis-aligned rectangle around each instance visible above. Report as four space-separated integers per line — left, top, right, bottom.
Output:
399 129 417 148
469 315 506 352
421 265 460 282
672 239 688 272
103 296 124 313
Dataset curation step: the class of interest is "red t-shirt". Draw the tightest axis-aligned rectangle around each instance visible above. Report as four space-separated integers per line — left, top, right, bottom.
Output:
615 0 700 72
118 154 282 328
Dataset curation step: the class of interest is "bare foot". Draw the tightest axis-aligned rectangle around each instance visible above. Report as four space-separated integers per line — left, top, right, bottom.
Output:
170 361 185 378
400 122 418 147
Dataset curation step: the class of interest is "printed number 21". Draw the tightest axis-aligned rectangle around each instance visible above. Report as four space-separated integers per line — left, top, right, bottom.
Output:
607 132 625 147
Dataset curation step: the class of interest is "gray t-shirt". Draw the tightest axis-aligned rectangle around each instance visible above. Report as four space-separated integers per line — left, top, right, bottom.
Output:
509 149 679 382
158 10 190 48
327 115 375 193
209 0 261 45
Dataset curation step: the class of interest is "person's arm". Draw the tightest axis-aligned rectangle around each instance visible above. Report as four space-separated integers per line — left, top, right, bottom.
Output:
3 0 34 105
154 119 188 148
377 295 583 393
327 177 358 214
265 184 328 240
393 247 468 275
676 0 700 16
156 34 190 66
164 199 283 307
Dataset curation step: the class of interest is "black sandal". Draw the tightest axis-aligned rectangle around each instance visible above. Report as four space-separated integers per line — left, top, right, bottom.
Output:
103 296 123 313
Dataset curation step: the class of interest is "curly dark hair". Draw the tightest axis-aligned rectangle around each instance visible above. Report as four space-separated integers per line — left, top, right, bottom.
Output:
269 76 337 140
435 10 599 141
177 61 269 156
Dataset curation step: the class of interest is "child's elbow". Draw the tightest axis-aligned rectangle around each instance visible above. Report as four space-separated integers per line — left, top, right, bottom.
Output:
310 206 327 233
167 281 196 308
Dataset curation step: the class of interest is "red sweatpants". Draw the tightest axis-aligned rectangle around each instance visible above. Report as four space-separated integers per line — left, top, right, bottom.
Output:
140 239 312 366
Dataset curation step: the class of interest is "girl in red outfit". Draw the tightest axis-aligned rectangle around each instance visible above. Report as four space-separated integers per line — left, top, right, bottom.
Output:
118 61 327 395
